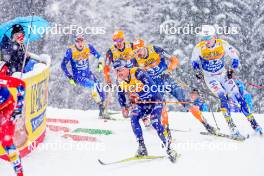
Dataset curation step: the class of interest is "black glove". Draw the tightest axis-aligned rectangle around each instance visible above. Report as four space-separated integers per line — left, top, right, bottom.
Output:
195 71 204 80
227 69 234 79
11 109 22 121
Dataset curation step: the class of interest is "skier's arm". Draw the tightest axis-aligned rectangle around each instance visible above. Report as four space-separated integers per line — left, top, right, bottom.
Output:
223 41 240 70
0 76 25 112
61 48 74 79
191 46 204 79
117 87 127 108
153 45 179 71
104 49 113 84
88 44 101 59
135 68 156 98
88 44 104 71
135 69 153 85
191 46 201 71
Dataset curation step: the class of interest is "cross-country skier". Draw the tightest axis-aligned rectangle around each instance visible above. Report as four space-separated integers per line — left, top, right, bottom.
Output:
191 25 262 137
235 80 253 112
0 75 25 176
114 59 178 163
104 30 138 86
61 34 108 118
133 41 216 134
190 88 209 112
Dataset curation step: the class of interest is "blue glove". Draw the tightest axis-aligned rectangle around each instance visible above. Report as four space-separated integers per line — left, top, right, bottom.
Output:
232 58 239 69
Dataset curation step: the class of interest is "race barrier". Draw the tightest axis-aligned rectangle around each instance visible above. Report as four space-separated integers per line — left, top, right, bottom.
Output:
0 54 51 160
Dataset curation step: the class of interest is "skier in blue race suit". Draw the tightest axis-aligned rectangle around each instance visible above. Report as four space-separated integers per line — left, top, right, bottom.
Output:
61 34 108 118
114 59 178 163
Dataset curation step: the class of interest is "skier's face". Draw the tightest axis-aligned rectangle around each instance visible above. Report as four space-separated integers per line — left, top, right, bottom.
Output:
114 38 125 49
134 48 146 59
75 40 85 50
190 92 199 101
203 36 216 48
116 67 129 81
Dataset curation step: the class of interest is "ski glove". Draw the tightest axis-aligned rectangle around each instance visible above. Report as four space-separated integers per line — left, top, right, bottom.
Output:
122 107 129 118
69 77 77 86
97 62 103 72
227 69 234 79
195 71 204 80
11 109 23 121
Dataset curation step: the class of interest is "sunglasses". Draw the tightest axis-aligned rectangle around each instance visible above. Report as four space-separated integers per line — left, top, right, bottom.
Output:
202 35 213 41
114 38 124 43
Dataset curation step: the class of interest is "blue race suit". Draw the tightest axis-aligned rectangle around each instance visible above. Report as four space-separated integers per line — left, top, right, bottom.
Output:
136 45 190 108
61 44 105 103
118 68 167 145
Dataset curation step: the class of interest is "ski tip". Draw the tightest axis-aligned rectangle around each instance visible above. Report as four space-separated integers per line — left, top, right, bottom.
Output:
98 159 106 165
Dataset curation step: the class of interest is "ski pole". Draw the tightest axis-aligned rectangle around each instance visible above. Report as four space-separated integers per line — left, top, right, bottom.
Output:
135 100 194 105
200 77 220 130
20 12 35 78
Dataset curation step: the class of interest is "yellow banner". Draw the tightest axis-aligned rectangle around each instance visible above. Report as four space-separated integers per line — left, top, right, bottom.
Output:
0 67 50 157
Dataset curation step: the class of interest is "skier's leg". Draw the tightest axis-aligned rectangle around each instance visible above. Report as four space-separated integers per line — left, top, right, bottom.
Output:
224 79 262 134
149 102 178 162
78 75 108 118
77 75 105 103
4 145 23 176
149 103 167 145
152 76 172 140
0 103 23 176
162 73 215 132
130 105 148 156
161 106 172 143
205 77 238 134
89 72 106 103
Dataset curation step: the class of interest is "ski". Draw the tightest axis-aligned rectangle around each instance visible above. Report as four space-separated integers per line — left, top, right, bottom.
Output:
171 128 191 133
200 131 249 141
98 155 166 165
107 111 121 115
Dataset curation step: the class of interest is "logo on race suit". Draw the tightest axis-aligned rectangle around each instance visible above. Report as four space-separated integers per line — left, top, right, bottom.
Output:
200 57 225 73
209 80 220 92
30 110 46 132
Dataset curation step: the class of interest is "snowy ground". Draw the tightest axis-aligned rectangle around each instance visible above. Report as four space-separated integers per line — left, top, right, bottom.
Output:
1 107 264 176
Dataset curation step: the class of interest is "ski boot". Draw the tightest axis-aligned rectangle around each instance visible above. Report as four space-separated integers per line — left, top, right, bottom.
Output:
229 123 246 140
202 121 216 134
165 144 178 163
230 130 246 140
255 126 263 135
248 118 263 135
135 142 148 157
98 103 110 119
